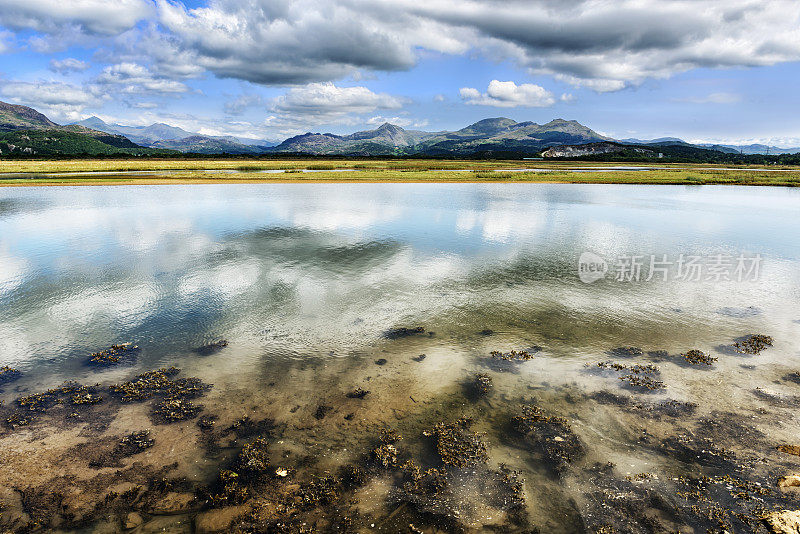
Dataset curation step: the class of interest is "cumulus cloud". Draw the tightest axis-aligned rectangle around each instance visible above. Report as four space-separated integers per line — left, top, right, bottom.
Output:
460 80 556 107
264 82 407 132
49 57 90 73
3 0 800 97
366 116 428 128
0 80 104 121
154 0 422 85
150 0 800 90
0 0 152 36
96 62 189 94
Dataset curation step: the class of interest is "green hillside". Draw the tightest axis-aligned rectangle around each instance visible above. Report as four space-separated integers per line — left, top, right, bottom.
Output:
0 129 170 156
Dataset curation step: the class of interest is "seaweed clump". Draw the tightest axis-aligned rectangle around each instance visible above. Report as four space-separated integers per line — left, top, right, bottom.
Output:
372 429 402 469
4 382 106 428
0 365 22 385
151 396 202 424
469 373 493 398
682 349 718 366
109 367 211 424
511 405 584 474
490 349 539 361
734 334 773 355
619 374 666 392
87 343 140 367
423 418 488 468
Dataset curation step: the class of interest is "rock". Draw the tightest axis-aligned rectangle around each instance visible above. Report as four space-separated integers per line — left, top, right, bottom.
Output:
778 475 800 488
194 505 248 534
764 510 800 534
147 492 197 514
124 512 143 530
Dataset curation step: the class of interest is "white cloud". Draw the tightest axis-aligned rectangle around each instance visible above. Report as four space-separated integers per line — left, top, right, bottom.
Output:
460 80 556 107
0 80 104 121
49 57 90 73
0 30 12 53
262 82 408 134
96 62 189 94
3 0 800 97
366 116 428 128
0 0 152 36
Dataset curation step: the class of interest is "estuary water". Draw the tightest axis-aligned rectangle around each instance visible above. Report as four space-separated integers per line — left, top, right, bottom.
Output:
1 183 799 533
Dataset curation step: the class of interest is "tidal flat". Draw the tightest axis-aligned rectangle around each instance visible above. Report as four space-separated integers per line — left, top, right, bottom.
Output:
1 183 799 533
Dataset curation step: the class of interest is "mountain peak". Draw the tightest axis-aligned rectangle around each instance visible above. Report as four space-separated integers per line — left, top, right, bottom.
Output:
0 100 60 131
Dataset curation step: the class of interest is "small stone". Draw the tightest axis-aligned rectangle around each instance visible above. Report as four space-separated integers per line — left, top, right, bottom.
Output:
763 510 800 534
275 468 289 478
147 492 197 514
124 512 143 530
194 506 248 534
778 475 800 488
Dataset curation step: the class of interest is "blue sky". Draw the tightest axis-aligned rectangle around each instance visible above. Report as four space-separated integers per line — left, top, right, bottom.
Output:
1 0 799 145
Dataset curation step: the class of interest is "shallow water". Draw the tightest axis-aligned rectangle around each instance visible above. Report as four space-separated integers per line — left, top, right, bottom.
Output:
1 183 799 533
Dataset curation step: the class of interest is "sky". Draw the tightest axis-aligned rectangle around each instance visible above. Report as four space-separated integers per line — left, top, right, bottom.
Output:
1 0 800 145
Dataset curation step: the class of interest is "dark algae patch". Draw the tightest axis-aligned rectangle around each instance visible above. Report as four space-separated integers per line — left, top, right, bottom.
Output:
682 349 718 365
734 334 774 355
86 342 140 367
0 365 22 385
384 326 426 339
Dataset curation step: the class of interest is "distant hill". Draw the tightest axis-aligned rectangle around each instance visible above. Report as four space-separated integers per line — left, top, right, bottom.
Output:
0 101 60 131
4 98 799 159
271 118 611 156
72 116 276 151
150 135 268 154
620 135 800 156
0 100 169 156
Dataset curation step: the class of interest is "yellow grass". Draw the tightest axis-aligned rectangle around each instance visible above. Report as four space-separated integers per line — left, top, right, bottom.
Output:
0 159 799 187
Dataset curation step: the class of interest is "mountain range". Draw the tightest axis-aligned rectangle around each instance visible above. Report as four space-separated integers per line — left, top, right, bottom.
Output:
71 116 276 154
1 99 798 158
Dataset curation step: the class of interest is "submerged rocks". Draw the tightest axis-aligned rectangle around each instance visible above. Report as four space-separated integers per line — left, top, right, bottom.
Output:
778 445 800 457
734 334 774 355
346 387 370 399
384 327 425 339
610 346 644 357
763 510 800 534
87 343 140 367
193 340 228 356
777 475 800 488
511 405 584 474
